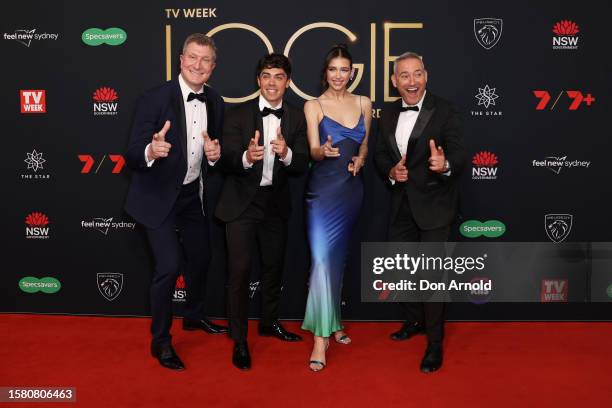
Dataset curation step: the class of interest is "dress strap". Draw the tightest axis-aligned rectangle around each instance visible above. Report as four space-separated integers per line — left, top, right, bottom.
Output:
316 99 325 115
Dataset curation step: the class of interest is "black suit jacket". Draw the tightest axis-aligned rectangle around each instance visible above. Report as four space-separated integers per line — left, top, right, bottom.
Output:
215 99 308 222
374 91 466 230
124 79 225 229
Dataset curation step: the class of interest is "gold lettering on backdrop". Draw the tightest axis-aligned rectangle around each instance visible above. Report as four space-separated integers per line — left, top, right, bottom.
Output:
206 23 274 103
384 23 423 102
164 8 218 18
370 23 376 102
166 25 172 81
284 22 363 100
165 22 424 103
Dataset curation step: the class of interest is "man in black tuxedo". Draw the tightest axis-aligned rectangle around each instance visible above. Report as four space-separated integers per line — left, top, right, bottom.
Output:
125 33 228 371
216 54 308 370
375 52 466 373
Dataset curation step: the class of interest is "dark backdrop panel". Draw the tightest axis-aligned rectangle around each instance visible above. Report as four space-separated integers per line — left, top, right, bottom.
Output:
2 0 611 320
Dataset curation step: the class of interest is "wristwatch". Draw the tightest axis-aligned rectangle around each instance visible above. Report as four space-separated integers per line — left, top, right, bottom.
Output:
443 160 450 172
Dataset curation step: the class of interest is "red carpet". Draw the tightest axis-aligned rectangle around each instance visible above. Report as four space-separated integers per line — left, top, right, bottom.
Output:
1 315 610 407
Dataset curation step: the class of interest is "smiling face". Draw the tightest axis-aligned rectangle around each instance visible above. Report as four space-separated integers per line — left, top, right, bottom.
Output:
257 67 290 107
325 57 353 91
391 57 428 106
179 42 216 91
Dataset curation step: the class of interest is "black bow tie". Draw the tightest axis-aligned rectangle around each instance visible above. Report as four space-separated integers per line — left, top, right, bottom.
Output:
187 92 206 103
261 106 284 119
400 105 419 112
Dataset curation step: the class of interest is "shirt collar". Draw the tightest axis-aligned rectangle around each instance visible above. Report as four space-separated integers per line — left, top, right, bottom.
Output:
178 74 204 102
401 90 427 110
258 95 283 111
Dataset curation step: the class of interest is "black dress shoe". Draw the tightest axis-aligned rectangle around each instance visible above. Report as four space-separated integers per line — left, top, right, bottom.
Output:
390 321 424 341
232 341 251 370
183 318 228 334
259 321 302 342
151 344 185 371
420 342 443 373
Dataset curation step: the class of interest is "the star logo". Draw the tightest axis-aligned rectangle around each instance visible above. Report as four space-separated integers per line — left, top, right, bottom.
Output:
24 150 46 172
475 85 499 109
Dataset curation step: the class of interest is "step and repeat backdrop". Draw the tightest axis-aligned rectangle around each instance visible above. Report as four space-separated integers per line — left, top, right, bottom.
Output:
2 0 611 320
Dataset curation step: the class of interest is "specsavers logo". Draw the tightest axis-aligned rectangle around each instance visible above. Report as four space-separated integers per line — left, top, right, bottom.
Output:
19 276 61 293
82 28 127 46
460 220 506 238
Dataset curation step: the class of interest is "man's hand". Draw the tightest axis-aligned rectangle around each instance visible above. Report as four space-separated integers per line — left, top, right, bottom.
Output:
147 120 172 160
270 127 288 159
246 130 265 164
321 135 340 158
389 154 408 182
202 131 220 162
428 139 446 173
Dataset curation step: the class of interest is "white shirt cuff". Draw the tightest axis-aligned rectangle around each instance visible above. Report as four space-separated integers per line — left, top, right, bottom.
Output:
242 151 253 169
145 143 155 167
279 147 293 166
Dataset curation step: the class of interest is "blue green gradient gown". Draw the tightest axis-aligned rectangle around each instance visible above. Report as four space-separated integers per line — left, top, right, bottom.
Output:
301 114 365 337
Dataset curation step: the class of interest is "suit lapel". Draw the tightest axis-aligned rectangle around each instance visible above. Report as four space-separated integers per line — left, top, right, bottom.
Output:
172 81 188 164
273 103 291 175
408 91 435 144
388 101 402 162
203 85 216 139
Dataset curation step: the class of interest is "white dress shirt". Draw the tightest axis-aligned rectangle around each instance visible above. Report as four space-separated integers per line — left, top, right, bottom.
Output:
145 74 216 184
242 95 293 186
395 90 426 157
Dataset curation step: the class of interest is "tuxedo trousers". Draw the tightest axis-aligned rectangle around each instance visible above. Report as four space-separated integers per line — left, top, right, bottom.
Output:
145 178 210 346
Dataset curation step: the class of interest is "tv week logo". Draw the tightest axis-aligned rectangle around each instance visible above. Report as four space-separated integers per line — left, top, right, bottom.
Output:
541 279 568 302
25 212 50 239
20 90 46 113
472 151 499 180
92 87 118 116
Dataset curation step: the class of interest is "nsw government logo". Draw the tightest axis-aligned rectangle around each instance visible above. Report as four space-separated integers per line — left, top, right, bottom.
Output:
552 20 579 50
25 212 50 239
474 18 503 50
544 214 573 243
92 87 118 116
97 273 124 301
173 275 187 303
20 90 46 113
472 151 499 180
541 279 568 302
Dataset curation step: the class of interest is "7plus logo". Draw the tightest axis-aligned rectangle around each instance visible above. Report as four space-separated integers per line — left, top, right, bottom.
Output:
78 154 125 174
533 90 595 110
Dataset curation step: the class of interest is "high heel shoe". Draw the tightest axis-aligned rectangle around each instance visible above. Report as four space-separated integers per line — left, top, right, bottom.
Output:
309 337 329 372
334 331 351 345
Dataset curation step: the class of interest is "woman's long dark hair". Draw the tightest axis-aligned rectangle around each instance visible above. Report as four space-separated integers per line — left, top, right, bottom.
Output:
320 44 353 91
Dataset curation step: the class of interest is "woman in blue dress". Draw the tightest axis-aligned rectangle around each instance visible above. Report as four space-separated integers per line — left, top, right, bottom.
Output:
302 44 372 371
